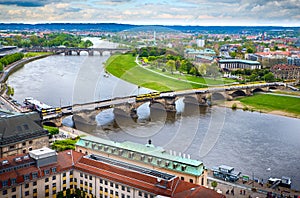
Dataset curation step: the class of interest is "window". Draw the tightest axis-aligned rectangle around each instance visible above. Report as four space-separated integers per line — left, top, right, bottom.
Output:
29 140 33 144
138 191 142 196
45 178 49 182
53 183 56 187
70 178 73 182
23 124 29 130
100 186 103 191
110 190 113 195
80 180 83 185
45 192 49 197
23 149 26 153
144 193 148 198
74 178 77 182
25 191 29 196
12 187 16 192
110 182 113 187
63 187 66 191
85 174 87 179
9 145 15 149
100 178 103 183
44 169 50 175
127 187 130 192
80 172 83 177
52 175 56 180
11 178 16 185
104 188 108 193
24 174 30 181
52 167 57 173
12 195 16 198
128 195 131 198
121 194 125 198
104 180 108 185
89 175 92 180
2 180 8 187
33 181 37 186
63 172 66 177
115 184 119 189
121 186 125 191
25 183 29 188
181 177 184 181
89 183 92 187
84 181 87 186
63 180 66 184
2 190 7 195
189 179 193 183
70 170 73 175
22 142 26 146
32 172 38 179
29 148 32 151
53 190 56 195
45 185 49 190
33 189 37 193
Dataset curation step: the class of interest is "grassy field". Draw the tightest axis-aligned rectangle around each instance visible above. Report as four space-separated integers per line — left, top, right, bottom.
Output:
105 54 236 91
105 54 206 91
24 52 52 58
238 94 300 115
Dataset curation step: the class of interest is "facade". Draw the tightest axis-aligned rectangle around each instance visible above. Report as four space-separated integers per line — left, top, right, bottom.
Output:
75 136 208 187
218 59 261 70
271 64 300 80
195 55 214 64
0 148 225 198
184 48 216 60
196 39 205 48
287 56 300 66
0 110 49 158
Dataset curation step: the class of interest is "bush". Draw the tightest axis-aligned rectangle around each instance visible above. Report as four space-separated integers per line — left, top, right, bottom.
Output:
232 103 237 110
44 125 59 135
243 106 249 111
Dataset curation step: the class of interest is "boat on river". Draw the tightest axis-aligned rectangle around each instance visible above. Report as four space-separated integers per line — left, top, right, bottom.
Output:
212 165 241 182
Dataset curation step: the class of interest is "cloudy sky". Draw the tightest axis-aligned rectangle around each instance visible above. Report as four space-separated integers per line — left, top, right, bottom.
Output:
0 0 299 26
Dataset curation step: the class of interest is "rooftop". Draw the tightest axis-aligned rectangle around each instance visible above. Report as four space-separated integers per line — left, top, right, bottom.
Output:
29 147 57 160
218 59 260 65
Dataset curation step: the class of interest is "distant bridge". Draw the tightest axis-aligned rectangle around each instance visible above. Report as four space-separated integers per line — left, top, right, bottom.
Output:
41 82 286 127
22 47 130 56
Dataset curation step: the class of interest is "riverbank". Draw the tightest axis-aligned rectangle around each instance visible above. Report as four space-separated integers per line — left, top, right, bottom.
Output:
218 96 300 119
0 53 53 83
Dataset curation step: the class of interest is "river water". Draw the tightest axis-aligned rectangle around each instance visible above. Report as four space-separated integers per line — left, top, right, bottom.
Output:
7 39 300 190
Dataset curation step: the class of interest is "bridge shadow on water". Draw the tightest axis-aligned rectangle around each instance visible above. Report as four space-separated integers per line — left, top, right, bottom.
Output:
69 102 210 134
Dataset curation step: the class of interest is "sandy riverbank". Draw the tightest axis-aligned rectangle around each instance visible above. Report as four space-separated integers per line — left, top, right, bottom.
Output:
219 100 300 119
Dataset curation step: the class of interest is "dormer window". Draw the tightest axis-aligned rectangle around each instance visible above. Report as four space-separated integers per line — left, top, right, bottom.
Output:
148 157 153 163
165 161 170 167
181 165 187 171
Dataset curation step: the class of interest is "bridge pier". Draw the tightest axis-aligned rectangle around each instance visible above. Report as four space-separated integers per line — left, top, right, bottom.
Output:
88 50 94 56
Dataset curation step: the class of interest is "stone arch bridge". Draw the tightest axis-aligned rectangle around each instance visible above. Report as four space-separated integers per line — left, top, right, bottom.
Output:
23 47 129 56
42 82 285 127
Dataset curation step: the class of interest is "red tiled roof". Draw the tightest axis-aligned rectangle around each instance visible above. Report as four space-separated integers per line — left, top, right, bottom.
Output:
0 150 225 198
271 64 300 71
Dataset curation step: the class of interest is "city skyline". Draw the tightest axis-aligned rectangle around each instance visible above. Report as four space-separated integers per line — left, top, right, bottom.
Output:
0 0 299 26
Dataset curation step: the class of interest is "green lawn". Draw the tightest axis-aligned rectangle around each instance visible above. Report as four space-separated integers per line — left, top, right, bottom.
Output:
105 54 206 91
238 94 300 115
105 54 237 92
24 52 52 58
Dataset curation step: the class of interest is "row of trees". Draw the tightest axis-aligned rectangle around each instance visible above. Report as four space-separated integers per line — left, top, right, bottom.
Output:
231 68 275 82
0 52 24 71
0 33 93 48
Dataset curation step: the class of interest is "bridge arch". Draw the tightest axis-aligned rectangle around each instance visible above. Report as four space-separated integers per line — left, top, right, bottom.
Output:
183 95 199 105
43 121 58 127
252 88 264 93
231 90 247 98
211 92 226 101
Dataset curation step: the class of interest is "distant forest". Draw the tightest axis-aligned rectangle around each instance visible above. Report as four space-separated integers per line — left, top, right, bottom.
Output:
0 23 299 34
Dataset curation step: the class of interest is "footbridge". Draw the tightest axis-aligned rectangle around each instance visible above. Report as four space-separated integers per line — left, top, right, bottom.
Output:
22 47 129 56
42 82 285 127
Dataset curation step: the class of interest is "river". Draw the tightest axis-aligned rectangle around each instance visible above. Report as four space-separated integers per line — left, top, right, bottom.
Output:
7 39 300 190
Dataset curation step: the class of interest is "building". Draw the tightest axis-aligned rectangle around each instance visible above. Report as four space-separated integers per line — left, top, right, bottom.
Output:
287 56 300 66
75 136 208 187
184 48 216 60
196 39 205 48
195 55 214 64
270 64 300 80
218 59 261 71
0 110 49 158
0 148 225 198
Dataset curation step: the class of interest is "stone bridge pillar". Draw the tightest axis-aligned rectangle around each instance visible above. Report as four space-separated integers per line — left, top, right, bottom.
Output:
88 50 94 56
151 96 176 112
113 102 137 118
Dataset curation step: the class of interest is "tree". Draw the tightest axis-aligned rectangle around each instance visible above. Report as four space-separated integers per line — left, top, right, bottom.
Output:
263 72 275 82
198 64 207 76
166 60 176 74
206 63 220 79
211 181 218 190
0 62 3 72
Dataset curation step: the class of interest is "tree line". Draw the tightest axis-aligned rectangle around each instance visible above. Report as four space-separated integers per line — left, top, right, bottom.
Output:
0 33 93 48
0 52 24 71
